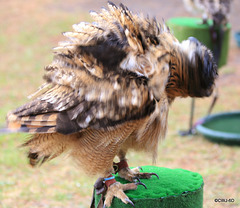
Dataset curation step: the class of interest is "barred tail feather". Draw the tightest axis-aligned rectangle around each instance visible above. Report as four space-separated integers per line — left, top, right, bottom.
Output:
1 125 56 134
6 112 57 134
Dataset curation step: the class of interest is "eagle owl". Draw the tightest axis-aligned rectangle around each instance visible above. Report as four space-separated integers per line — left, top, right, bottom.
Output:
5 2 217 207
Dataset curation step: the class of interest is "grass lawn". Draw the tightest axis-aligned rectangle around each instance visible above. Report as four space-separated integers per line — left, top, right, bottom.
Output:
0 1 240 208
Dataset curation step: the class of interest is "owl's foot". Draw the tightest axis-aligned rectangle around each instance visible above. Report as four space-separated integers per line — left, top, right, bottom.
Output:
93 174 146 208
114 160 159 182
104 180 147 208
104 181 137 208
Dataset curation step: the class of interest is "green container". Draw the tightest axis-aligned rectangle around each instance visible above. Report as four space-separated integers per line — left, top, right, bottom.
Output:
196 111 240 145
94 166 204 208
167 17 231 68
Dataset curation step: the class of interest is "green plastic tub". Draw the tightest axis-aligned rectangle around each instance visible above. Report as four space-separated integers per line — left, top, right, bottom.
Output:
196 111 240 145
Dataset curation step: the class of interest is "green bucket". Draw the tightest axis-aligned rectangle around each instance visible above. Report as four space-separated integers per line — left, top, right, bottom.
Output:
196 111 240 145
167 17 231 68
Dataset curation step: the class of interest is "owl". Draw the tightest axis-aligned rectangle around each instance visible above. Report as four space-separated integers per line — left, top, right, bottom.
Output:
5 2 217 207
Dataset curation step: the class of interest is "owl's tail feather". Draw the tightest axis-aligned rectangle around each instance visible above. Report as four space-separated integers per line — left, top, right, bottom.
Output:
4 112 57 134
0 112 63 166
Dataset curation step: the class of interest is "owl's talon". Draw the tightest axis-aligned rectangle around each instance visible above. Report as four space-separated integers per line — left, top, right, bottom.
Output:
150 172 159 179
125 198 135 207
137 166 143 171
133 176 141 183
135 181 147 189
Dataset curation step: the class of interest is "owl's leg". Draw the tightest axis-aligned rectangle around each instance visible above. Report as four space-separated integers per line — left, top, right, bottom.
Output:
115 150 159 182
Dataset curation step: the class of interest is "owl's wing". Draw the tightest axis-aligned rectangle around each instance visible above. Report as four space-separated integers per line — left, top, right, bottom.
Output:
6 2 173 134
7 66 156 135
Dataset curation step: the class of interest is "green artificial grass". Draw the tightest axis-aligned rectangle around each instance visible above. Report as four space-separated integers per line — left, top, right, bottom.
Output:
95 166 204 208
167 17 231 68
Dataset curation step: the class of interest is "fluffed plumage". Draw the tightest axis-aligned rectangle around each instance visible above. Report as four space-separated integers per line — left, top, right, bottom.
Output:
5 2 217 207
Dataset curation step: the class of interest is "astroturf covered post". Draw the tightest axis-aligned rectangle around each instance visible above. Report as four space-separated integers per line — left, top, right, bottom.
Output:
94 166 204 208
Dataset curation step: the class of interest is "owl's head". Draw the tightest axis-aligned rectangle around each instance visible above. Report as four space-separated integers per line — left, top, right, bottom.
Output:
166 37 218 99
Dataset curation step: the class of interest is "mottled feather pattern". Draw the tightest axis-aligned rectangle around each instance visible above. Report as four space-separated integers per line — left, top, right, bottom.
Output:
5 2 217 177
